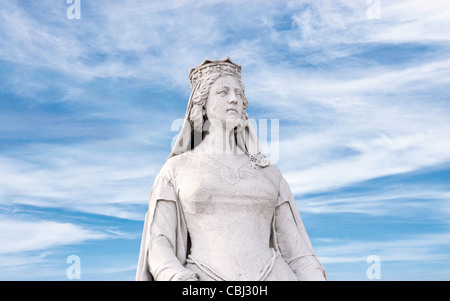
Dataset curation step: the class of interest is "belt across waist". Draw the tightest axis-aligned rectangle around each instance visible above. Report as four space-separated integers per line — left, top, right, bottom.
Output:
186 248 280 281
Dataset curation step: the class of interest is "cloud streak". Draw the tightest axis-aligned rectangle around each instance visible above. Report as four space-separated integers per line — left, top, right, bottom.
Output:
0 215 106 254
317 231 450 265
283 127 450 195
0 142 161 220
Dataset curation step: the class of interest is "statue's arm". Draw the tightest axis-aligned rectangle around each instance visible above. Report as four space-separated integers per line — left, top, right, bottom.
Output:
275 177 327 281
148 200 199 281
275 203 326 280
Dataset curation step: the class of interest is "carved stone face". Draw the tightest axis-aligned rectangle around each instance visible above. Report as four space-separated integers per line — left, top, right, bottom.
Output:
205 75 244 126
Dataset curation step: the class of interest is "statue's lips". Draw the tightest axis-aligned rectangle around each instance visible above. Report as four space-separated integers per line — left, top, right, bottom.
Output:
226 108 238 113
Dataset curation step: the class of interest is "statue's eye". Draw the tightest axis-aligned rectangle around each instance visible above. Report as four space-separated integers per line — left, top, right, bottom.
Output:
217 90 227 95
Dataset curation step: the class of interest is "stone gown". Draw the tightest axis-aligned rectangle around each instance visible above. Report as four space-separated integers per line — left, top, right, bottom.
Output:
136 151 327 281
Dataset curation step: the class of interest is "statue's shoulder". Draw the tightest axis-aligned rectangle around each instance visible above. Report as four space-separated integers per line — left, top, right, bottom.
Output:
263 162 283 182
161 152 196 172
267 162 281 172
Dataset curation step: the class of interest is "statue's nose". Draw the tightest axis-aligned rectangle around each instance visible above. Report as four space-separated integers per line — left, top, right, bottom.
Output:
228 93 238 104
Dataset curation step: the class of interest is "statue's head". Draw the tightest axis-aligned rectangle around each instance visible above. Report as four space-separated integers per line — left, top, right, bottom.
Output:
188 57 249 132
169 57 264 160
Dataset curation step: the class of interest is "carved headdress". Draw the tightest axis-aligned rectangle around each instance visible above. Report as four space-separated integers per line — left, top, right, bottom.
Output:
188 57 242 89
169 57 269 167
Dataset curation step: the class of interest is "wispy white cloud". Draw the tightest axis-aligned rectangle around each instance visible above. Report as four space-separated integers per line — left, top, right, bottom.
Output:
367 0 450 43
0 0 247 85
317 231 450 265
298 187 450 217
269 0 450 53
0 215 106 254
0 141 162 220
283 127 450 195
0 253 48 268
0 213 140 280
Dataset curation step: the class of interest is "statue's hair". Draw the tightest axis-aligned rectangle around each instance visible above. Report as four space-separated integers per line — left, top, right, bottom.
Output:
190 73 249 132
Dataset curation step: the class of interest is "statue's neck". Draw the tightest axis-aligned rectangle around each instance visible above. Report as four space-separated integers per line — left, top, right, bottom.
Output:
198 120 244 155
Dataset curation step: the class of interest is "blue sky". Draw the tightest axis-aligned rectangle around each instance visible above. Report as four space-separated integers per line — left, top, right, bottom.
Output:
0 0 449 280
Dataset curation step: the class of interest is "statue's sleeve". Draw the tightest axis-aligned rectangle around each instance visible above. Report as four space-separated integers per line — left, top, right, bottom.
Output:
275 177 328 281
136 165 198 281
147 200 198 280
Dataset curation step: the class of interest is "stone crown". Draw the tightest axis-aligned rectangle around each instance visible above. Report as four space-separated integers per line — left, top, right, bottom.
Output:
189 57 242 89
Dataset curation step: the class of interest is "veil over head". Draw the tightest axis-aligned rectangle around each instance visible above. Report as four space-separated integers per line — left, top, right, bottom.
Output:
169 57 268 167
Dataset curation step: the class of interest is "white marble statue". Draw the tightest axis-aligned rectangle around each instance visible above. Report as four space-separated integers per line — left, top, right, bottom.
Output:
136 57 327 281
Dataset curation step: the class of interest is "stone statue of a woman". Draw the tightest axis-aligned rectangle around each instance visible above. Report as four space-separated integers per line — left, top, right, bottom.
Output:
136 57 327 281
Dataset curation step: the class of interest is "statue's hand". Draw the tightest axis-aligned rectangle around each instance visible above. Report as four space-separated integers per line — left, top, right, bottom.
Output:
173 270 200 281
